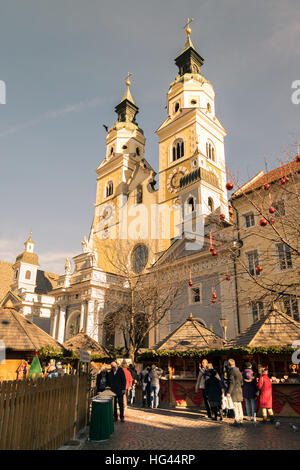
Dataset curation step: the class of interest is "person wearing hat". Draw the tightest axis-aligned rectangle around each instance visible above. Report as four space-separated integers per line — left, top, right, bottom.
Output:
107 362 126 422
258 367 274 423
242 361 257 421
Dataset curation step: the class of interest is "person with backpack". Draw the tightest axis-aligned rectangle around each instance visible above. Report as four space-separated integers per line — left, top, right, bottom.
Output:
242 362 257 421
149 364 164 409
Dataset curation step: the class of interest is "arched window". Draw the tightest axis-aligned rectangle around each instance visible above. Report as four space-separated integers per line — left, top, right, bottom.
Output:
110 147 114 155
208 197 214 212
106 181 113 198
136 147 140 156
136 185 143 204
172 139 184 162
187 197 195 214
174 102 180 113
206 141 216 161
25 270 31 280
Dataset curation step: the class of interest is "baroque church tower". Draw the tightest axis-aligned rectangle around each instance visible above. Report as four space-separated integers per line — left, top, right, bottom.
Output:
90 74 158 272
157 23 229 252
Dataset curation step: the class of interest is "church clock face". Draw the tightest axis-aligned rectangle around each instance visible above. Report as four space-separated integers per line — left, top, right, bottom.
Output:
167 166 188 193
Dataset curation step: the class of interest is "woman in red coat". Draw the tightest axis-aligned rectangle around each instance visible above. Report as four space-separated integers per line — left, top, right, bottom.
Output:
258 367 275 423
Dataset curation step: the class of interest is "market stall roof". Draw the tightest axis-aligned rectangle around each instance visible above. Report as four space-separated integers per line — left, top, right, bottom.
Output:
155 314 226 351
228 307 300 348
0 300 63 351
62 330 110 358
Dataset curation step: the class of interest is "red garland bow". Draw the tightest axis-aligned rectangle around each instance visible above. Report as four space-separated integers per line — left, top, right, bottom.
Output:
272 389 300 415
172 381 203 407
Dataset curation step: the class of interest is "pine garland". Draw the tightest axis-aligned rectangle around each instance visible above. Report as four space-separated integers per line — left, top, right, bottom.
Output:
137 345 296 361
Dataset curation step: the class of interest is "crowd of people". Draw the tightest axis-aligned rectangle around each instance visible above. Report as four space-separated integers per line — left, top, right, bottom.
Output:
196 358 274 426
88 357 275 425
90 360 164 422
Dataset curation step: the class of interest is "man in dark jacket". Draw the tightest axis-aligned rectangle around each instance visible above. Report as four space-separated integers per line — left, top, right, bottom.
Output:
107 362 126 422
227 358 244 426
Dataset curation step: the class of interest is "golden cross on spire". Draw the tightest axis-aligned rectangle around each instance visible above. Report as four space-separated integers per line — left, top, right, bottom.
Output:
125 72 132 87
184 17 194 36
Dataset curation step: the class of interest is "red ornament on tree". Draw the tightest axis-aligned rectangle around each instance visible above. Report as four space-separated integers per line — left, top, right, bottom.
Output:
226 182 234 191
219 214 226 221
280 178 286 185
211 298 216 304
188 280 194 287
211 250 217 257
209 246 215 252
270 218 275 224
263 183 271 191
212 292 218 299
256 265 263 274
259 218 268 227
226 275 231 281
269 206 275 214
296 155 300 163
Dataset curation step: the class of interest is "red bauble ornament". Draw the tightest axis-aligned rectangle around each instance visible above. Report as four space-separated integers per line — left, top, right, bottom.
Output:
209 246 215 252
269 218 275 224
280 178 286 185
256 265 263 274
188 280 194 287
211 298 216 304
296 155 300 163
285 176 290 183
269 207 275 214
219 214 226 221
212 292 218 299
226 182 234 191
259 218 268 227
211 250 217 257
263 183 271 191
226 276 231 281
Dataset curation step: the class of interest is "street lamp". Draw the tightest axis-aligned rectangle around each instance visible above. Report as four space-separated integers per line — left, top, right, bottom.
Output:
219 317 229 340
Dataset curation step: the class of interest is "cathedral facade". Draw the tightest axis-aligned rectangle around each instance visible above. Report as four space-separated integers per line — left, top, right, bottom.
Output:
49 26 239 348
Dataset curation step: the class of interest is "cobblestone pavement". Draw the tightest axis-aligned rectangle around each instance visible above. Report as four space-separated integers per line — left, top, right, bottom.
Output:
81 406 300 450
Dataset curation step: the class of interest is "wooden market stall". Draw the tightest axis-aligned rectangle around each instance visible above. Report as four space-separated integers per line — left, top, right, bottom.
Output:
63 330 110 372
139 314 226 408
0 300 64 381
139 308 300 416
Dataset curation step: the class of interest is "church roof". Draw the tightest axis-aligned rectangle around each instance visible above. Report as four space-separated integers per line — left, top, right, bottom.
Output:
0 301 63 351
232 161 300 198
0 261 14 301
63 331 109 358
155 314 226 351
228 308 300 348
15 251 40 266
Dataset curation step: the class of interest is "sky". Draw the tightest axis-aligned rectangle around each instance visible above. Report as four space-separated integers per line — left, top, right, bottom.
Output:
0 0 299 273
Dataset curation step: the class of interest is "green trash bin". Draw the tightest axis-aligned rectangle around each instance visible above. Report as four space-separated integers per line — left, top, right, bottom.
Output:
89 397 113 441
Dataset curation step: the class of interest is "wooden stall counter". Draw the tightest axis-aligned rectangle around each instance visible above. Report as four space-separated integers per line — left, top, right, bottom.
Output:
159 377 300 417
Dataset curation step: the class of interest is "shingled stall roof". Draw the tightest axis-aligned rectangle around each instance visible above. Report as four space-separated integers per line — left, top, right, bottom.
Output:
227 308 300 348
155 314 226 351
0 300 63 352
63 331 109 358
